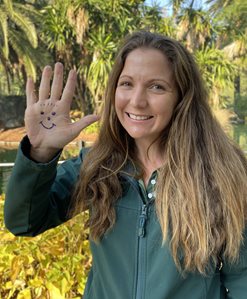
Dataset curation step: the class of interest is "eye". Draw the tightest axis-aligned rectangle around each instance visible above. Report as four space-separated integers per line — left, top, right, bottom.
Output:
51 112 56 116
118 81 132 87
151 84 164 90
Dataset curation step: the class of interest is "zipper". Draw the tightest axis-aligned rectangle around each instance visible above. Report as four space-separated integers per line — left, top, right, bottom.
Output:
120 175 155 299
136 203 148 299
138 204 148 237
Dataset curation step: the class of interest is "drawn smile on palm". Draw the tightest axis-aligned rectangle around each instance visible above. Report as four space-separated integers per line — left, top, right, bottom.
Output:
40 111 57 130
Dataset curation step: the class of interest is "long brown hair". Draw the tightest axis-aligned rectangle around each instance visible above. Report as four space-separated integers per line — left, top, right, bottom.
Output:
71 31 247 274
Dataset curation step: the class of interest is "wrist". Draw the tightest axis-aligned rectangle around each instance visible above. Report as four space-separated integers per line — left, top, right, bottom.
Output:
30 146 61 163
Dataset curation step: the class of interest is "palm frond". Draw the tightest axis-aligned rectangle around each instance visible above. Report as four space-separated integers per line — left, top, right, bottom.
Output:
0 10 9 59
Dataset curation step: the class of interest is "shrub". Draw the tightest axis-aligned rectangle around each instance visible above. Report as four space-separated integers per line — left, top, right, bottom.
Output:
0 194 91 299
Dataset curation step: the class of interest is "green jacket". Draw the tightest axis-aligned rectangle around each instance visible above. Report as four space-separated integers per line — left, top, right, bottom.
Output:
4 137 247 299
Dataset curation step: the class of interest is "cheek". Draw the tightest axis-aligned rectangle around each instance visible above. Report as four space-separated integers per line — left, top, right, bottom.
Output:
115 90 127 114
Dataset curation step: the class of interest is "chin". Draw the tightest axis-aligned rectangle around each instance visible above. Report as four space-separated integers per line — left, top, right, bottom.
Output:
128 133 151 142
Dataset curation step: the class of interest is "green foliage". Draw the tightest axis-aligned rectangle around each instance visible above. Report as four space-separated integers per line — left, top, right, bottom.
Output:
60 146 80 161
70 109 100 134
235 95 247 119
196 46 236 86
195 46 237 107
0 0 246 112
40 0 76 52
177 7 214 50
209 0 247 36
0 194 91 298
83 121 100 135
0 0 48 94
85 26 116 111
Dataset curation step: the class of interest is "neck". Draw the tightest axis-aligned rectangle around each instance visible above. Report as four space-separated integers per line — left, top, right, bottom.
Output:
135 139 165 185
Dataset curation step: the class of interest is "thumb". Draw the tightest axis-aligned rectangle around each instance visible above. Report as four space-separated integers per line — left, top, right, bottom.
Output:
71 114 100 136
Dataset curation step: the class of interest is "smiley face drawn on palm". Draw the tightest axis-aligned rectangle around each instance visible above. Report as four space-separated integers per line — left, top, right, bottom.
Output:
39 102 57 130
24 95 74 150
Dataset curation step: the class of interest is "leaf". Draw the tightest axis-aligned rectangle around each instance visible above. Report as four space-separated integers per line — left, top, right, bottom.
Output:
5 280 14 290
17 288 32 299
28 277 43 288
0 231 17 241
0 194 90 297
10 256 22 281
61 277 70 295
46 282 64 299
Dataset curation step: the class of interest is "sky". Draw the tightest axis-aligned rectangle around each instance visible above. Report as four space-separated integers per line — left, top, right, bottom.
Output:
144 0 209 9
145 0 168 5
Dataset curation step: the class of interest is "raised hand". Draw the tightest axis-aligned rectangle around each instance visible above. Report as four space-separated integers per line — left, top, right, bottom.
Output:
25 63 99 162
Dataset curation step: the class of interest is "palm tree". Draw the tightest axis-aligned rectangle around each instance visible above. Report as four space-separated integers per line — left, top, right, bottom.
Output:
84 26 116 112
169 0 245 110
171 0 185 19
40 0 160 113
195 46 236 108
208 0 247 117
176 6 214 51
0 0 43 93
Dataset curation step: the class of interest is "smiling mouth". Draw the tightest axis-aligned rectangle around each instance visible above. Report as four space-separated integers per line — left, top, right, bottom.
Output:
126 113 153 121
40 121 56 129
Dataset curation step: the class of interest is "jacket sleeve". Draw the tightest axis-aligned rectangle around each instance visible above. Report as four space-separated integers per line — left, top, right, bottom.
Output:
4 136 84 237
221 227 247 299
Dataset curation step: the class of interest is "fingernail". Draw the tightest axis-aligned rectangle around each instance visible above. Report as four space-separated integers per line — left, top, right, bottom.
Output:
44 65 52 74
55 62 63 68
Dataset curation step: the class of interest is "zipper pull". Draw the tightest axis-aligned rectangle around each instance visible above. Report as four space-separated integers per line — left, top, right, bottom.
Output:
138 204 148 238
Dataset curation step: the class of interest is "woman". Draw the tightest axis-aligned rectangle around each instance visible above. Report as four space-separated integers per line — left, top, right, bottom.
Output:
4 31 247 299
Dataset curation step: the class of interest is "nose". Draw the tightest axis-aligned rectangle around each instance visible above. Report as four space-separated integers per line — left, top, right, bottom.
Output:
130 86 148 108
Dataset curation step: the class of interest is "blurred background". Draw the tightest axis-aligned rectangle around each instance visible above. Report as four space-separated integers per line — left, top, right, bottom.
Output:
0 0 246 298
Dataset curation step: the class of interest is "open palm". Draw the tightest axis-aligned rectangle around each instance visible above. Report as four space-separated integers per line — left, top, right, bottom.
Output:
25 63 99 160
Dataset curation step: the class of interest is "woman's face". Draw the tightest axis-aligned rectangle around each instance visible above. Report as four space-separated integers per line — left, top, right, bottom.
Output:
115 47 178 147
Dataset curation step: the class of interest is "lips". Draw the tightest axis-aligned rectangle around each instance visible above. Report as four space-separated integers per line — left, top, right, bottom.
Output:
127 112 153 120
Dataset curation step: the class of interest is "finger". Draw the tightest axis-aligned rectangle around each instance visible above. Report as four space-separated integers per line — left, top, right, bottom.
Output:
39 65 52 100
61 70 77 105
26 77 37 106
50 62 64 101
71 114 100 137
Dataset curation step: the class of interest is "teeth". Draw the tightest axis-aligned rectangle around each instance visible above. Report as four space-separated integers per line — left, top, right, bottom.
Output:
128 113 152 120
